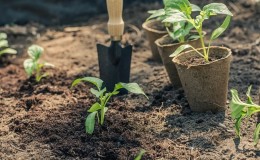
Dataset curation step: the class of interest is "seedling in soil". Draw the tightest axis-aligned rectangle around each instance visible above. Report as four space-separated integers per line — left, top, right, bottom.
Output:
134 149 146 160
230 86 260 145
71 77 148 134
0 33 17 56
23 45 54 82
147 0 201 43
168 1 233 62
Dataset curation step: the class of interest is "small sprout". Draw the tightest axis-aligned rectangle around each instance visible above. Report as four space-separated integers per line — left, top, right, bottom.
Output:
0 33 17 57
23 45 54 82
134 149 146 160
230 86 260 146
71 77 148 134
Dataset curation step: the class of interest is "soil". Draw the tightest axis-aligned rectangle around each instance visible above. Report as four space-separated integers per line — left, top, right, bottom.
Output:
0 1 260 160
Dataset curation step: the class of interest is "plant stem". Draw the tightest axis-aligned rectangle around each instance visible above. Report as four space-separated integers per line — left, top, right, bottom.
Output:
198 27 208 62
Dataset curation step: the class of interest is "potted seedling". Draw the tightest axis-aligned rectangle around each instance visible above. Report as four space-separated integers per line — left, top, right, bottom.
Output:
170 1 233 112
0 33 17 57
142 9 168 63
154 0 202 88
230 86 260 146
23 45 54 82
71 77 148 134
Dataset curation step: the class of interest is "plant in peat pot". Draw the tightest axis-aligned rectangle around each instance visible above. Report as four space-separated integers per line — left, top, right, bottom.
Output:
169 1 233 112
71 77 148 134
152 0 203 88
23 45 54 82
0 33 17 57
230 86 260 146
142 6 168 62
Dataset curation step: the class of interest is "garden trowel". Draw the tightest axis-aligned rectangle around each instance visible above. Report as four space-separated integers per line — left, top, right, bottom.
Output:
97 0 132 92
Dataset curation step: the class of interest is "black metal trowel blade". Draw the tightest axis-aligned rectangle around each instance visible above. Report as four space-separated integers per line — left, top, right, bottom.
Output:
97 41 132 92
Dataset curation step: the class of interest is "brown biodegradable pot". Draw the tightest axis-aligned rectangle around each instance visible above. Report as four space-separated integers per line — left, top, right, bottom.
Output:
155 35 202 88
142 20 167 63
172 46 232 112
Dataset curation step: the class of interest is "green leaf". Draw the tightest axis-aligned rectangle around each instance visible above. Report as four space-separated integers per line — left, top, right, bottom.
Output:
117 83 148 99
28 45 44 60
71 77 104 90
164 0 191 15
85 111 97 134
0 48 17 56
134 149 146 160
0 40 8 48
162 11 188 24
91 87 107 98
147 9 165 21
210 16 231 41
0 33 7 40
170 44 192 57
246 85 254 104
23 59 36 76
254 123 260 145
88 103 102 112
191 4 201 12
203 3 233 17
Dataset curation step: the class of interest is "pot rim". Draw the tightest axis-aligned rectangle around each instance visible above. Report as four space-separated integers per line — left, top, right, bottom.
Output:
172 46 232 68
155 34 201 48
142 19 168 34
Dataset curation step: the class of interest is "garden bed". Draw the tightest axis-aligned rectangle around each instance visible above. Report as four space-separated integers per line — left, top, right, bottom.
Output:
0 1 260 159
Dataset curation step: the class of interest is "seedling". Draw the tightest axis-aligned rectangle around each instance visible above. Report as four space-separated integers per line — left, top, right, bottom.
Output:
134 149 146 160
71 77 148 134
230 86 260 145
168 0 233 62
147 0 201 43
23 45 54 82
0 33 17 56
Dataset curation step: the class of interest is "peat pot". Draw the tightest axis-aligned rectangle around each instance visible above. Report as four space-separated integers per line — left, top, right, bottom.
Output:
142 20 167 63
155 35 202 88
172 46 232 112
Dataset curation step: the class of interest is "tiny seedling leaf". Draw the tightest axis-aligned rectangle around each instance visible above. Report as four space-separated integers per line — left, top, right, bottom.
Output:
0 40 8 48
88 103 102 112
134 149 146 160
210 16 231 41
23 59 35 76
0 33 7 40
254 123 260 145
28 45 44 60
85 111 97 134
0 48 17 56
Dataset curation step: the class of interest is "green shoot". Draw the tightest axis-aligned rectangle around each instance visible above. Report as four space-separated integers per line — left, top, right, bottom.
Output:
167 2 233 62
134 149 146 160
0 33 17 56
71 77 148 134
230 86 260 146
23 45 54 82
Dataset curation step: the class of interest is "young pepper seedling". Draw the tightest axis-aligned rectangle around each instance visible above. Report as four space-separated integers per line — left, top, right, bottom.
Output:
230 86 260 146
71 77 148 134
23 45 54 82
166 1 233 62
0 33 17 57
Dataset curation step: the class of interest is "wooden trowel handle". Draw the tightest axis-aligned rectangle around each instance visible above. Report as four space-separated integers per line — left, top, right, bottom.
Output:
106 0 124 41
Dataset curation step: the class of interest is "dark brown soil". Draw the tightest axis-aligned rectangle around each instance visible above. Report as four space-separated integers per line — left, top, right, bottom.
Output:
1 1 260 160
